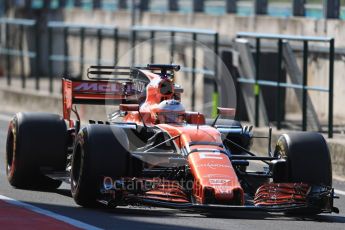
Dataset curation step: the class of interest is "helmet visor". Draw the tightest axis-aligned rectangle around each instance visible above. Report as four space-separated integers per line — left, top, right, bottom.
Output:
157 112 185 124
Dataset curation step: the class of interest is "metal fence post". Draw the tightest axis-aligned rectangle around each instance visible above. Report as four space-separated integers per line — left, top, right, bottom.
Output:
59 0 67 8
97 28 102 67
328 39 334 138
131 30 137 66
139 0 149 11
277 39 283 130
292 0 305 16
191 33 197 111
25 0 32 10
48 26 53 92
119 0 127 9
324 0 340 19
170 31 175 63
168 0 179 12
114 28 119 65
74 0 82 7
5 22 11 86
193 0 204 13
79 27 85 79
4 0 11 14
93 0 101 9
212 33 219 118
255 0 268 15
63 27 68 76
255 38 261 127
226 0 237 14
43 0 50 10
150 31 155 63
131 0 137 26
35 21 40 90
302 41 308 131
19 25 25 89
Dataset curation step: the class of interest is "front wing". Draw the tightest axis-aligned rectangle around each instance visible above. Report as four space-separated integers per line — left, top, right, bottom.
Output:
98 179 339 214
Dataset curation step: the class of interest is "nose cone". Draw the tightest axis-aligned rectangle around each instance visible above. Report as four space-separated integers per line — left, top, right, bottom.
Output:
188 151 244 205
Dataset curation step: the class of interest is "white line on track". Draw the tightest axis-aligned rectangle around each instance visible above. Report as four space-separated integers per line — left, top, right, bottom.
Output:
335 189 345 196
0 195 102 230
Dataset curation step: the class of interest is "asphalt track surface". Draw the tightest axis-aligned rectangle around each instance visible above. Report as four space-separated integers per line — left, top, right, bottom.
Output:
1 112 345 229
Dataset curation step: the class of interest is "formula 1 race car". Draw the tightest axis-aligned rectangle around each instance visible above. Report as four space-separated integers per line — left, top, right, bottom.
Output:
5 64 339 215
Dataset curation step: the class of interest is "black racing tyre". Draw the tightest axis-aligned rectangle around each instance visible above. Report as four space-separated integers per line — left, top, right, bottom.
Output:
274 132 332 187
6 112 67 190
71 124 129 207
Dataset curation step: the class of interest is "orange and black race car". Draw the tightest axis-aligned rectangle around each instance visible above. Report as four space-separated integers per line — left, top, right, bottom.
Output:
5 64 339 215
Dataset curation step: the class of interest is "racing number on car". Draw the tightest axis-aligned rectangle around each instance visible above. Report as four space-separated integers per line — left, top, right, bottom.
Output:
199 151 223 160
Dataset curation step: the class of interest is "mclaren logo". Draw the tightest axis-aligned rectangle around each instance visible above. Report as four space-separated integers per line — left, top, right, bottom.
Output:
74 83 121 93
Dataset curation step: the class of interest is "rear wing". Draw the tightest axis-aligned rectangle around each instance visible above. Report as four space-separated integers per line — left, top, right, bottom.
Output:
62 78 139 121
62 66 145 121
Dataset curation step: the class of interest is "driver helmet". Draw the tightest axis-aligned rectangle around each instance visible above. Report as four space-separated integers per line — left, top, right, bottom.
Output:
156 99 185 124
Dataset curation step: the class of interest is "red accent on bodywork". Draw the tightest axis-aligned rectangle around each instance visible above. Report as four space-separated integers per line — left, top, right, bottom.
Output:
62 79 72 121
142 179 189 203
254 183 310 206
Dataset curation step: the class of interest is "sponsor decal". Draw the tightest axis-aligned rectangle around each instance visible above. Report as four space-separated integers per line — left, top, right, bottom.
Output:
213 186 233 194
203 174 231 178
199 151 223 160
196 163 231 170
74 82 122 93
209 179 231 185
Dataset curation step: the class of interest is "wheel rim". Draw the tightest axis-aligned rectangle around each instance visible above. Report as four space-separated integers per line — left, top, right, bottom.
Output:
71 145 82 189
6 128 14 176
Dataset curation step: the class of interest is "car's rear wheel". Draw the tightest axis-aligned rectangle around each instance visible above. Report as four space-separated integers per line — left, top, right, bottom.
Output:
71 124 129 207
6 112 67 190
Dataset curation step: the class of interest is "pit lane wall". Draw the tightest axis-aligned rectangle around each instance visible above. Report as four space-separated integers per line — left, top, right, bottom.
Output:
0 84 344 179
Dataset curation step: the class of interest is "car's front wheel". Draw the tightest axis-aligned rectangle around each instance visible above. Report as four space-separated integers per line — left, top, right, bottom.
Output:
274 132 332 186
273 132 332 215
71 124 130 207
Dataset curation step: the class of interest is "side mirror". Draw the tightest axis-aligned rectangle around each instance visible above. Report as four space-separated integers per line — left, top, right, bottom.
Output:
217 107 236 117
119 104 139 112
